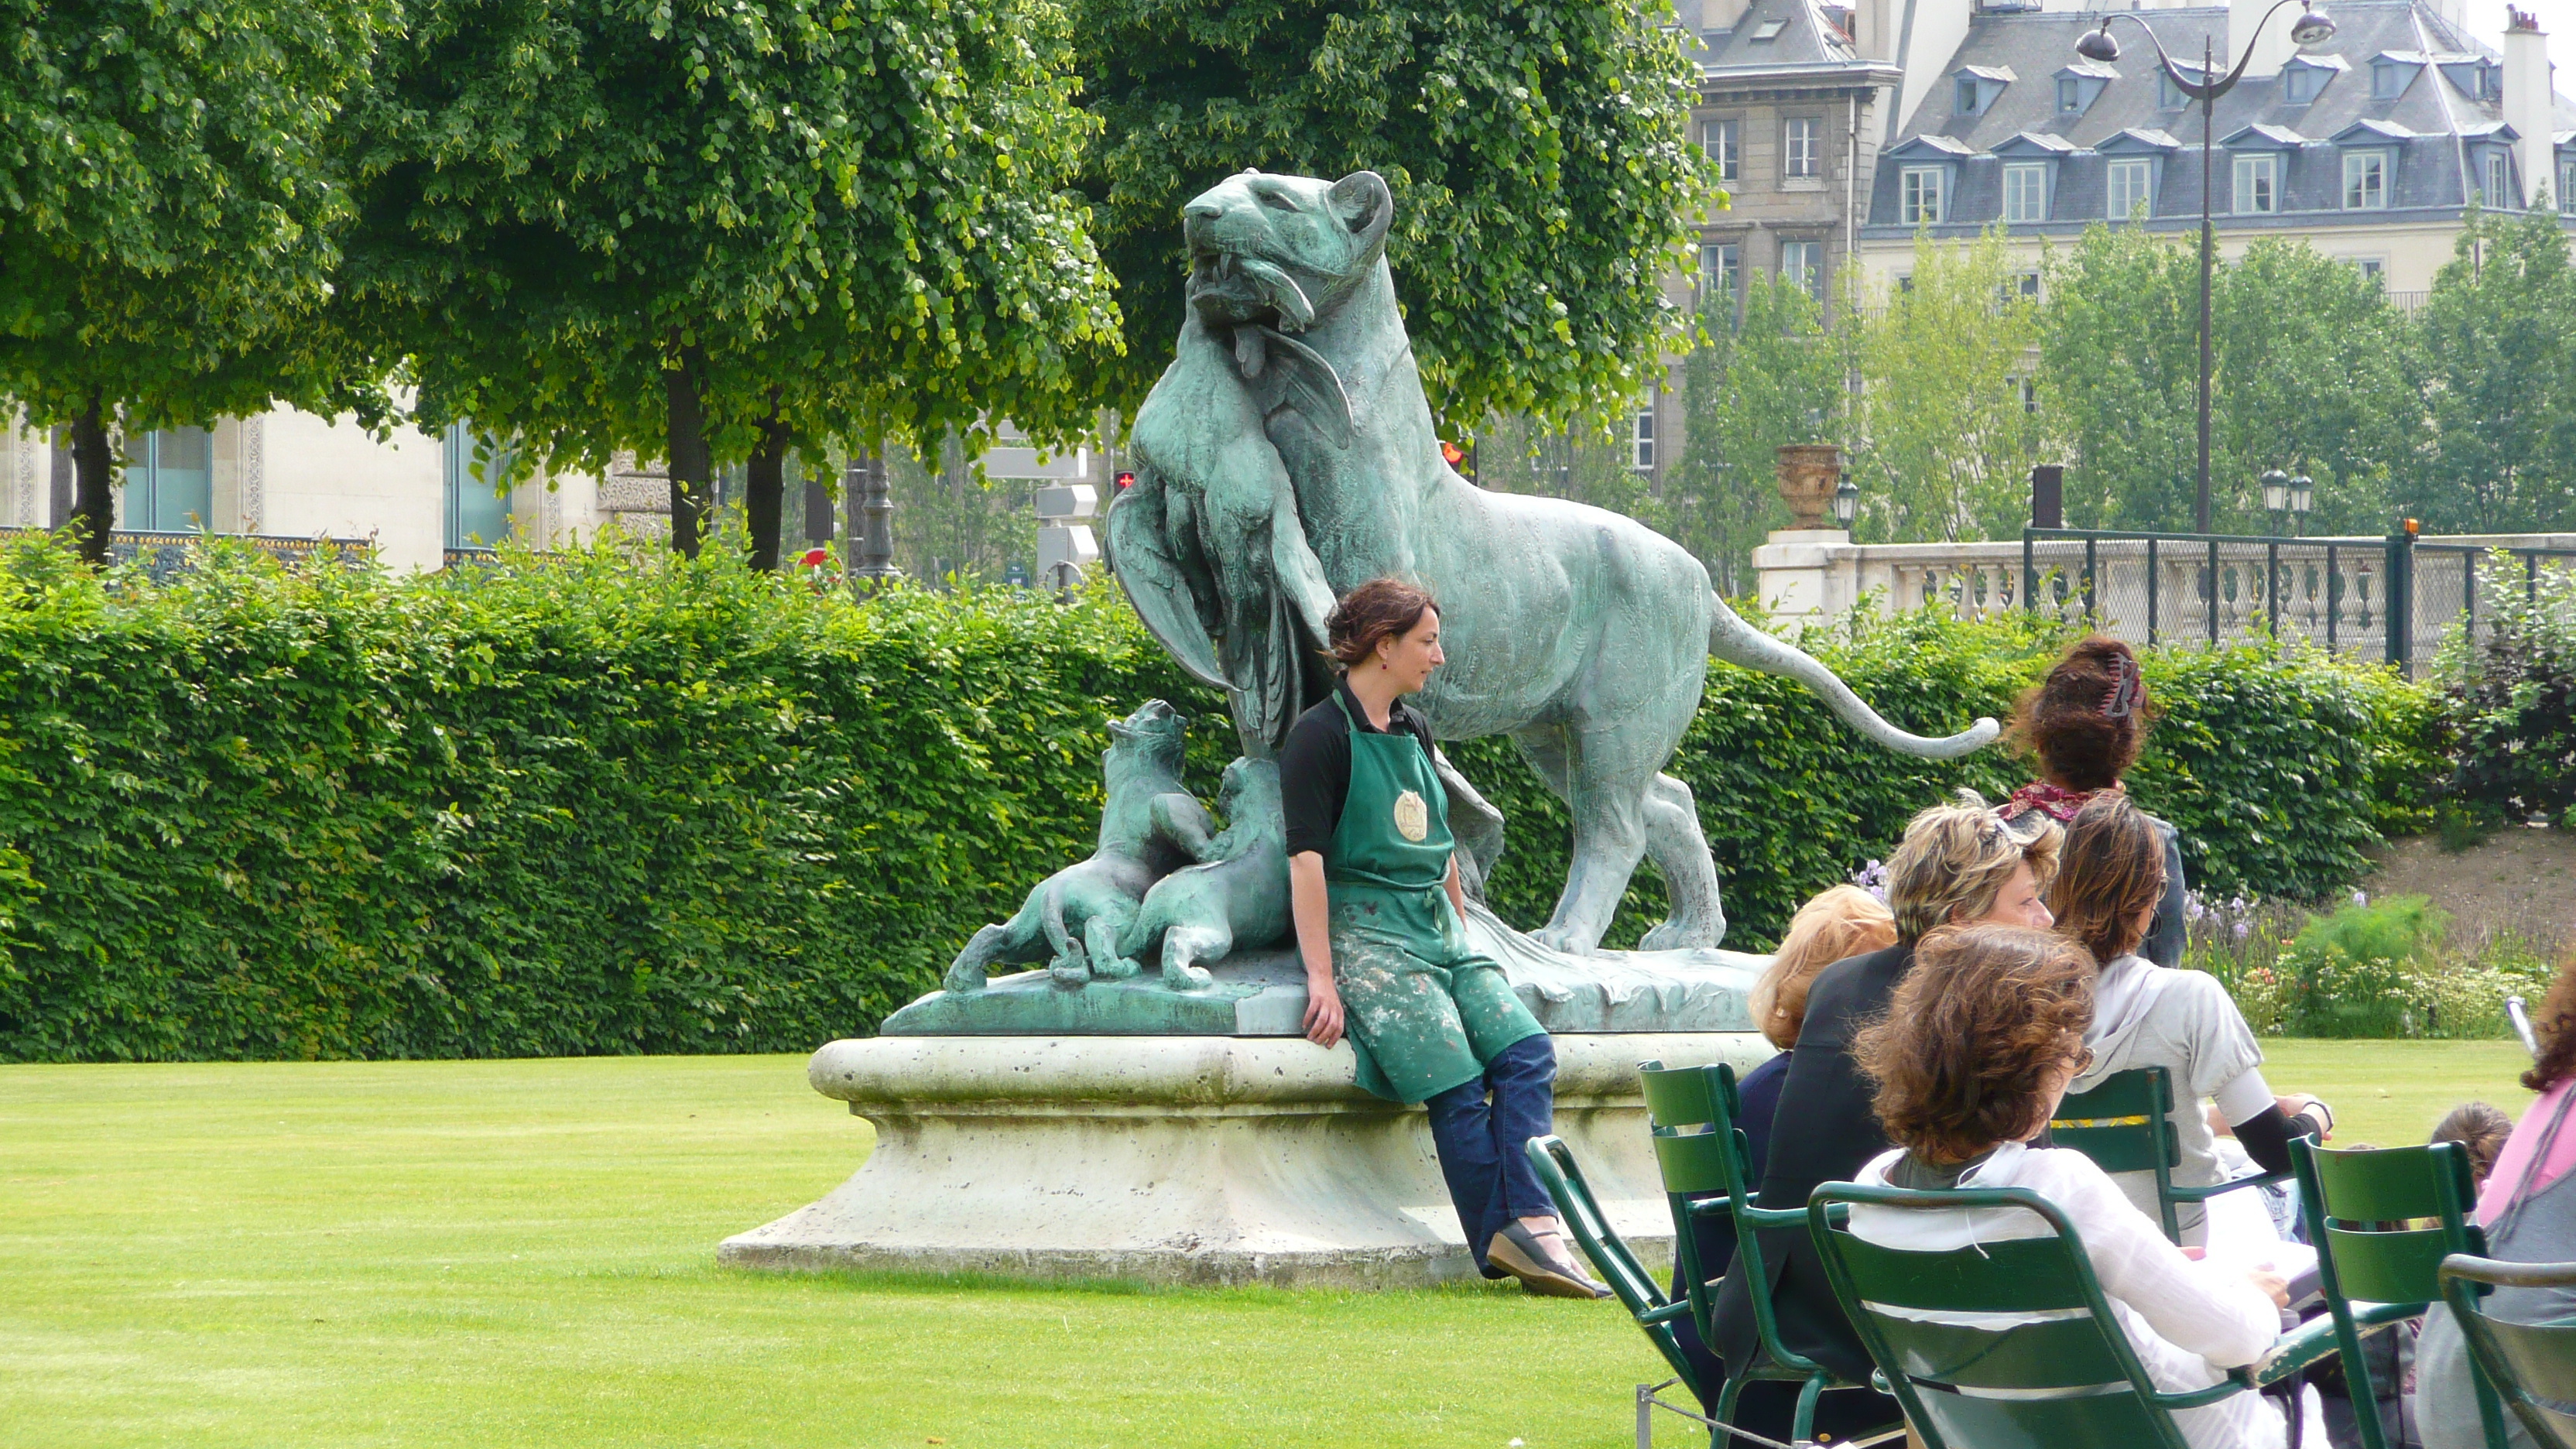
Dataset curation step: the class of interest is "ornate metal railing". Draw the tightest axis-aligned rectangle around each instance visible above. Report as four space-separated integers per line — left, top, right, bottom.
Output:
1 529 372 581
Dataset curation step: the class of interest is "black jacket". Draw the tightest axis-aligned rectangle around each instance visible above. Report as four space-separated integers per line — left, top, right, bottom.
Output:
1711 942 1915 1384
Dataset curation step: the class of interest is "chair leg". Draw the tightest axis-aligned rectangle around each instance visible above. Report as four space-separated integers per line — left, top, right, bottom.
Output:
1791 1374 1826 1447
2470 1362 2510 1449
2335 1317 2390 1449
1714 1372 1749 1447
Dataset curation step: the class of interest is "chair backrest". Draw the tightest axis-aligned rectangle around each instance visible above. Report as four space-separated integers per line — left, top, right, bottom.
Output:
1637 1059 1759 1358
2441 1255 2576 1449
2295 1138 2486 1307
2047 1067 2183 1238
1808 1182 2196 1449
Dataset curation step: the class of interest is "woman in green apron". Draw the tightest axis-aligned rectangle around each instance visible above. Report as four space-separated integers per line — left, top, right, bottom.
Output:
1279 577 1608 1299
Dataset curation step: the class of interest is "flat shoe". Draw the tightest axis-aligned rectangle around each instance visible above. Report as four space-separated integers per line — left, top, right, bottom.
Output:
1488 1224 1612 1299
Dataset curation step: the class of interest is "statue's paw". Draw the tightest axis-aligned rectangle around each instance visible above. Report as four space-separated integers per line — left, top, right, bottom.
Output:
942 964 988 994
1093 953 1142 981
1048 956 1092 987
1639 919 1721 953
1528 923 1600 956
1162 961 1214 992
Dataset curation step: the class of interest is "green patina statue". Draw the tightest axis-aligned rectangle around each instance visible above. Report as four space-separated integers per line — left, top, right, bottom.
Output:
940 701 1217 992
1108 168 1999 956
1112 756 1289 989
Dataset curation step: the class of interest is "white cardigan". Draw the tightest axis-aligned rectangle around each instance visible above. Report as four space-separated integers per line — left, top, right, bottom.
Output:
1850 1142 2287 1449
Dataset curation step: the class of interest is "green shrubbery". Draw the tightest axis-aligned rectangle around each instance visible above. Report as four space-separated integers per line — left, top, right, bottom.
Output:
2201 894 2557 1040
0 536 2445 1061
2440 557 2576 831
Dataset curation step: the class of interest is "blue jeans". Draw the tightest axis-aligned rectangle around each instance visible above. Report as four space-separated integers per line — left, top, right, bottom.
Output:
1422 1033 1558 1275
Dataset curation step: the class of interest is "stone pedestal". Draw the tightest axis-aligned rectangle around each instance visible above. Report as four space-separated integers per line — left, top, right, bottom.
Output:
719 1030 1771 1288
1752 526 1857 623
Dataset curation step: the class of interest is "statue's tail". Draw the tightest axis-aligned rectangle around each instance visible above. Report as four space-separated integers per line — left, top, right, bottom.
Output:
1709 596 1999 760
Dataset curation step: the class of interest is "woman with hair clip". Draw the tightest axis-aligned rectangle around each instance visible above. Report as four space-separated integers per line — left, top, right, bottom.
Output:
2002 635 2192 967
1279 577 1608 1299
2054 792 2334 1248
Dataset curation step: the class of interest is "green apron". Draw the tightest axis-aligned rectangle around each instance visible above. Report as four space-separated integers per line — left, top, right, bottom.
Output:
1324 690 1544 1104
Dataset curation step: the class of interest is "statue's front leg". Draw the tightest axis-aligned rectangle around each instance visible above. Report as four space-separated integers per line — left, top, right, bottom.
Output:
1639 772 1726 951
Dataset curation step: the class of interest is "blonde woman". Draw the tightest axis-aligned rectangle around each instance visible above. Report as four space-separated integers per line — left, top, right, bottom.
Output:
1708 793 2060 1440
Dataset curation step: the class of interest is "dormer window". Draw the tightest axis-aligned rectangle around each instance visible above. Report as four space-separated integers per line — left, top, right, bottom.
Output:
2057 77 2080 111
2483 150 2513 207
2287 67 2318 103
2372 63 2403 98
1953 66 2012 116
2160 69 2190 109
2054 62 2114 116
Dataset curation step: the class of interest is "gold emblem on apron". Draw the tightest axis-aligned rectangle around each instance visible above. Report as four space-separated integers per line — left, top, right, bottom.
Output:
1392 789 1429 842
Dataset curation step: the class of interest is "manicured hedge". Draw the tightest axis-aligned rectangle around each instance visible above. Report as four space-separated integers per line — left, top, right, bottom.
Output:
0 536 2438 1061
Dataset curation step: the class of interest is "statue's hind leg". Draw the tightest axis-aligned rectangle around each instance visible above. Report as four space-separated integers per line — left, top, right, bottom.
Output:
1639 772 1725 951
1515 724 1649 956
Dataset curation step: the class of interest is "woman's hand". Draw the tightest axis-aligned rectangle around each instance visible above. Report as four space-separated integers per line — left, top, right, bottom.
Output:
1303 974 1345 1047
2244 1267 2291 1309
2277 1094 2334 1140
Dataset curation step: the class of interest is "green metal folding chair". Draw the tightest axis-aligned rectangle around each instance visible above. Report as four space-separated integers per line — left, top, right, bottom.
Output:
2293 1137 2509 1449
1808 1181 2343 1449
1525 1133 1714 1437
1635 1060 1901 1448
2047 1066 2290 1243
2441 1254 2576 1449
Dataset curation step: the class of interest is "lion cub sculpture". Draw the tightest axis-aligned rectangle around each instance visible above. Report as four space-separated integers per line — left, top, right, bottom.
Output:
940 701 1215 992
1112 756 1290 989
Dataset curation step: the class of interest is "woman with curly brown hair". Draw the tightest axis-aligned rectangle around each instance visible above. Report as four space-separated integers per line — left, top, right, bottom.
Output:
2412 953 2576 1448
1849 923 2293 1449
2002 635 2191 967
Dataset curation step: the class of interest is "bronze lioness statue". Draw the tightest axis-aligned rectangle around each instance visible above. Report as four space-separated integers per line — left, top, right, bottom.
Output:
940 700 1215 992
1110 169 1996 956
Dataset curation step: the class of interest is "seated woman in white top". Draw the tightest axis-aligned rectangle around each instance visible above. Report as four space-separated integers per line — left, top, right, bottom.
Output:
2051 793 2335 1245
1848 923 2294 1449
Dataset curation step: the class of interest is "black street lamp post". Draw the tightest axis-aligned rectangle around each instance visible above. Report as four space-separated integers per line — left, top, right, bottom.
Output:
2075 2 2335 535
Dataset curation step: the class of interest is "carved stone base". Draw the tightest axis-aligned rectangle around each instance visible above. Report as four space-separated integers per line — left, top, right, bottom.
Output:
719 1031 1771 1289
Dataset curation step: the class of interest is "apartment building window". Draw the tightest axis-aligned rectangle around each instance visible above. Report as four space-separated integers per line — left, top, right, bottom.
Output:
1780 240 1822 297
2108 158 2154 219
2232 153 2278 214
2160 70 2188 108
1957 77 1980 113
2057 77 2081 112
120 426 214 532
1784 117 1820 179
1699 242 1741 311
1899 166 1946 224
2285 66 2320 104
2015 271 2040 300
2371 60 2407 98
1704 118 1739 182
2351 258 2386 283
2559 156 2576 208
2343 151 2389 210
1632 410 1656 471
2009 375 2039 414
2002 163 2048 223
2483 150 2511 207
442 423 515 550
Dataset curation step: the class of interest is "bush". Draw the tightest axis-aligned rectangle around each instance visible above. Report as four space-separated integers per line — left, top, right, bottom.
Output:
0 536 2439 1061
2440 555 2576 829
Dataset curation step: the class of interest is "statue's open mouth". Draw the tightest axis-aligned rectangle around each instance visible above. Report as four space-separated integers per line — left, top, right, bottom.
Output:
1188 248 1314 332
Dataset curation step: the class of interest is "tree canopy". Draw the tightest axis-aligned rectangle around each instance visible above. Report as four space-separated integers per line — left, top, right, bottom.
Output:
1073 0 1713 433
344 0 1120 563
0 0 394 558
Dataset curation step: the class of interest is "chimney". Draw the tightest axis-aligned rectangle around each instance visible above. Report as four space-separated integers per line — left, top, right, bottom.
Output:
1856 0 1896 59
2502 8 2554 208
2230 0 2297 77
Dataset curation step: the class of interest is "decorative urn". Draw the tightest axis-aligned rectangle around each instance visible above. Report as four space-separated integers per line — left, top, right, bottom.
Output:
1774 445 1842 530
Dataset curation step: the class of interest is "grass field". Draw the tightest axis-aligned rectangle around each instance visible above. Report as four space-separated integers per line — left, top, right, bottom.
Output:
0 1040 2535 1448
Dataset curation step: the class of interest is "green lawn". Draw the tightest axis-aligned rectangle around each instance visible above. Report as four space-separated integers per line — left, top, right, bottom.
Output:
0 1040 2534 1448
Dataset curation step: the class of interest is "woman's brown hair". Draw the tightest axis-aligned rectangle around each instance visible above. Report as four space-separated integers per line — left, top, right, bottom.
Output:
1325 578 1437 669
1855 923 2097 1163
1751 886 1898 1049
2010 635 2160 791
2523 950 2576 1094
2051 792 2166 965
2433 1102 2516 1188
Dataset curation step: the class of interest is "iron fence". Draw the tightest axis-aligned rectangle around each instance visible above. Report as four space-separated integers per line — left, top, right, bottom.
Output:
2020 527 2576 675
2 528 372 582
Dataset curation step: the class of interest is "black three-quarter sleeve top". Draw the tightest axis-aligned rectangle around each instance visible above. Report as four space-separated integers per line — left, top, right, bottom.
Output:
1279 678 1440 859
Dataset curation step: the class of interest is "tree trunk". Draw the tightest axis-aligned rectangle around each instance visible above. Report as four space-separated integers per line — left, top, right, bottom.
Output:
744 410 787 572
663 347 711 558
66 392 115 566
